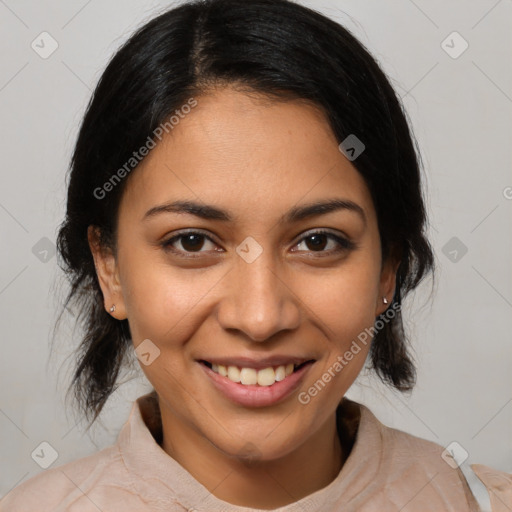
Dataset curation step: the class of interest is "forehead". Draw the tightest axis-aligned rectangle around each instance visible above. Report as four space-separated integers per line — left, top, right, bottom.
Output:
119 87 375 225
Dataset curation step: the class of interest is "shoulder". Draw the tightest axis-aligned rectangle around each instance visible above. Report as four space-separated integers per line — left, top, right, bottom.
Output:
471 463 512 509
379 416 512 508
356 403 480 508
0 444 132 512
357 402 463 473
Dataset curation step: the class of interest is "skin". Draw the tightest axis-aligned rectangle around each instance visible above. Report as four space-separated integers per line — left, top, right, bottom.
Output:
88 85 399 509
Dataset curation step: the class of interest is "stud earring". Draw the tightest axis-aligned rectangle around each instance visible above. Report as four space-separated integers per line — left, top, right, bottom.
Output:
383 297 388 304
109 304 116 313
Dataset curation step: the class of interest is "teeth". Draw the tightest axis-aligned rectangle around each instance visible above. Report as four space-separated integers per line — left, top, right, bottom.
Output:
257 367 275 386
240 367 258 385
209 362 301 386
275 365 286 382
227 365 241 382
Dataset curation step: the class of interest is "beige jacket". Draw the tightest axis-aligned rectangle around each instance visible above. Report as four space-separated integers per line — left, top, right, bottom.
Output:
1 392 510 511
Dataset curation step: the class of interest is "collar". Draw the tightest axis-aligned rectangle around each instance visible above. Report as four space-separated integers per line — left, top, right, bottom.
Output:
118 390 382 511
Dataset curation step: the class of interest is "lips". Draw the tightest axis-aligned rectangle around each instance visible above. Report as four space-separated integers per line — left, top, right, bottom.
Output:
198 358 315 407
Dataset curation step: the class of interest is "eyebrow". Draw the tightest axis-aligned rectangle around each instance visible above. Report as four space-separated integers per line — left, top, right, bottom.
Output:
143 198 366 225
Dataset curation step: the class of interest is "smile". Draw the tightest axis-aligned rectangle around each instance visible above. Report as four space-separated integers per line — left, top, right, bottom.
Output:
200 360 313 386
197 359 316 408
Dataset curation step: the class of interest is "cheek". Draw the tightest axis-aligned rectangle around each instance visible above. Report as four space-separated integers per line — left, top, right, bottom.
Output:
294 256 380 392
296 260 381 338
118 249 219 343
119 231 381 349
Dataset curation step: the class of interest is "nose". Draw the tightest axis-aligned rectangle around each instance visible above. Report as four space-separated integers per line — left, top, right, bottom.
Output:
216 251 301 342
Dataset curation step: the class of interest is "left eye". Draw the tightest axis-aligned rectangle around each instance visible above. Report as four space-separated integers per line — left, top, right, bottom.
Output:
293 231 352 254
162 230 354 257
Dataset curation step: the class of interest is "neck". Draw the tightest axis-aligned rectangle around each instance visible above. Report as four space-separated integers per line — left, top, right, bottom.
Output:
160 408 345 509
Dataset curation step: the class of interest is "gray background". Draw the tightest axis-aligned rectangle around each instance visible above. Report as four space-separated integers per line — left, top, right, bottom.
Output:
1 0 511 495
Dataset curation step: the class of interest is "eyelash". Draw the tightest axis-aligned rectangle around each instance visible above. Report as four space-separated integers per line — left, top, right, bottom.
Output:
161 229 356 259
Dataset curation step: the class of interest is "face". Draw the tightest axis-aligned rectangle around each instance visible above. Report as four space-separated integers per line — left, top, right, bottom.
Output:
89 86 397 463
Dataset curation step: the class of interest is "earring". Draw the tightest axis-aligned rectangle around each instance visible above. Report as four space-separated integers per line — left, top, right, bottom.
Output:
109 304 116 313
383 297 388 304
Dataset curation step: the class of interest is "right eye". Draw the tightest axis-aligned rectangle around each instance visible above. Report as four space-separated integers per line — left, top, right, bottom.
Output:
161 230 221 257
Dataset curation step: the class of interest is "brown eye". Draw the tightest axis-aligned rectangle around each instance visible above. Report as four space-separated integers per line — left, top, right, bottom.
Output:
303 233 329 251
293 230 356 255
177 233 206 252
161 229 355 259
162 231 218 256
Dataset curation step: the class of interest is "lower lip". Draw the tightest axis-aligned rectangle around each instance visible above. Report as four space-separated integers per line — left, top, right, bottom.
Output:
198 362 314 408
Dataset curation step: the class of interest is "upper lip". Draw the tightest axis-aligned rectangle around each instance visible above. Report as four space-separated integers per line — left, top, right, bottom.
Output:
197 355 315 370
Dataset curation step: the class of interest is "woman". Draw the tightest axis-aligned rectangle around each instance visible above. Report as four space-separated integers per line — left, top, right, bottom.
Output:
1 0 510 510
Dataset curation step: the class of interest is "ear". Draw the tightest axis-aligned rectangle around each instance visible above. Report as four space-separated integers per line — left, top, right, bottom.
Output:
87 225 127 320
375 253 400 317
